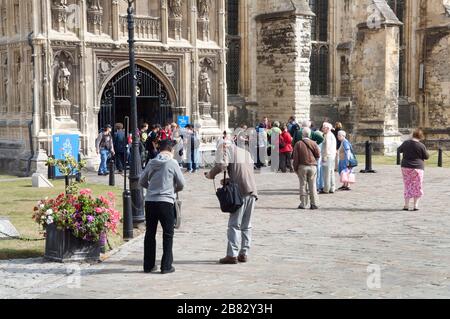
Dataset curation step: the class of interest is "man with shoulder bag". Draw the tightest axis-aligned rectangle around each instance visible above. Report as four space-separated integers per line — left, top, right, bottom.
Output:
205 140 258 264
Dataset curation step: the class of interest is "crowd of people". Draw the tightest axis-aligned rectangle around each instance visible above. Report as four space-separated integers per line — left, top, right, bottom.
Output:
229 117 358 210
95 121 202 176
96 116 429 274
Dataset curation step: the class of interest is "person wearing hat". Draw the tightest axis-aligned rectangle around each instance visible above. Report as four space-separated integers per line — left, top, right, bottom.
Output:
95 125 115 176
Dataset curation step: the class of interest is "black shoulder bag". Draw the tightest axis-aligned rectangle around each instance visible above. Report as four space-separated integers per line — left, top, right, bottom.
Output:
215 169 243 214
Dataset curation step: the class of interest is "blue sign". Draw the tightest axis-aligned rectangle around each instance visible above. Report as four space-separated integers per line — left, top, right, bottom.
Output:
52 134 80 177
178 116 190 129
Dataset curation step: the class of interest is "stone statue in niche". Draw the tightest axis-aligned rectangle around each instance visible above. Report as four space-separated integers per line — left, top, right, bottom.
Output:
197 0 210 19
57 61 71 101
199 65 211 103
169 0 183 18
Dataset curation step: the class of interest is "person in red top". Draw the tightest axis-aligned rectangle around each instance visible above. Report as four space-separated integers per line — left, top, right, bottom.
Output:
279 124 294 173
159 123 172 141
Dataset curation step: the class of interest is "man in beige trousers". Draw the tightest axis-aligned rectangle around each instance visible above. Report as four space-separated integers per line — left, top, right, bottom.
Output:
205 140 258 264
293 127 321 210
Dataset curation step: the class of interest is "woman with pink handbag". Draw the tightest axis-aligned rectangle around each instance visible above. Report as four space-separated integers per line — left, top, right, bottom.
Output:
337 131 356 191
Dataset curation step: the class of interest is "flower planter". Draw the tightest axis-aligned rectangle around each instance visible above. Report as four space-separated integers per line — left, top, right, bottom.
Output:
44 223 101 263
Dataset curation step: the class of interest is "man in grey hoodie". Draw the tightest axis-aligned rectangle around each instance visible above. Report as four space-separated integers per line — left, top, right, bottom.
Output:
139 140 186 274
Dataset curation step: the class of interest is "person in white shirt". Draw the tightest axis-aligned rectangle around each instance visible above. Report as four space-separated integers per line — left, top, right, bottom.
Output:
321 122 337 194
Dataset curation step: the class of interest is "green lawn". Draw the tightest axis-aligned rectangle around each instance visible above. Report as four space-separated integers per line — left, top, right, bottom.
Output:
0 179 125 260
0 175 17 180
356 152 450 168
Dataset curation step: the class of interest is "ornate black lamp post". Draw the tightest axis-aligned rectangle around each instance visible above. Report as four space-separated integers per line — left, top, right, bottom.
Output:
127 0 145 226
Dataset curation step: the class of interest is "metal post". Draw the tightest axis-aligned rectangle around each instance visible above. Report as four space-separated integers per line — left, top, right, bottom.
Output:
109 159 115 186
123 116 133 240
438 147 443 168
127 1 145 227
360 141 376 173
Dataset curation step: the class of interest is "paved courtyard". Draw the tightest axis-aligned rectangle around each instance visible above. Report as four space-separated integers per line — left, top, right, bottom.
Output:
1 165 450 299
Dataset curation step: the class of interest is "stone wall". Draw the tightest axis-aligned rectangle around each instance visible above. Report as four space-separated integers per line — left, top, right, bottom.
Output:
424 33 450 145
347 0 402 154
255 3 313 123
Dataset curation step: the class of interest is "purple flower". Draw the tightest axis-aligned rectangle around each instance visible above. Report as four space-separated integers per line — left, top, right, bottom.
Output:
87 215 95 223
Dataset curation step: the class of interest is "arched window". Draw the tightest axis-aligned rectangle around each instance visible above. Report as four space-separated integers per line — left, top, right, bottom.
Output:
226 0 240 95
387 0 406 97
309 0 329 96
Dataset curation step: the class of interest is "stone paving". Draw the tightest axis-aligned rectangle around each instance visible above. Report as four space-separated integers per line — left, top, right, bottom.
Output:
1 165 450 299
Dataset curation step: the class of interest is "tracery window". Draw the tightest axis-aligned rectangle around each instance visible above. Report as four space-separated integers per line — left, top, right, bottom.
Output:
387 0 406 97
309 0 329 96
226 0 240 95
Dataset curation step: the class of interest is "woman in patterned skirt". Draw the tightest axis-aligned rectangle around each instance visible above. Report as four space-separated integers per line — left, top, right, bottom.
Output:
398 129 430 211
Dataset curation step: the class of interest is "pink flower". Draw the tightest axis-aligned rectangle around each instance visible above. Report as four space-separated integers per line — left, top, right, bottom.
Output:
79 189 92 196
95 207 103 214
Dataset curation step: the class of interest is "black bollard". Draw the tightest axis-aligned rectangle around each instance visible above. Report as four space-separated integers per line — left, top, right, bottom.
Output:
108 159 115 186
397 148 401 165
438 148 443 168
360 141 376 173
123 189 134 240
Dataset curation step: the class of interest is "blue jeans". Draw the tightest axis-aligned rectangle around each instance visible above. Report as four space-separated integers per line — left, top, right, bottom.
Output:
99 149 110 174
317 157 324 190
187 162 197 172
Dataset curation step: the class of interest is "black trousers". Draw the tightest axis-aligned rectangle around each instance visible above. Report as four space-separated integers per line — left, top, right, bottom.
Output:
115 151 126 171
279 152 293 173
144 201 175 272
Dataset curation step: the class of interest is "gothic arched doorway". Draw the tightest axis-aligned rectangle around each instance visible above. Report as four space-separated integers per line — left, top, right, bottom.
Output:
98 65 173 131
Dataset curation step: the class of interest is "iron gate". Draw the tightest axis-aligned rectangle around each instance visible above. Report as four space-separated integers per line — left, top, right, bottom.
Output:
99 65 172 130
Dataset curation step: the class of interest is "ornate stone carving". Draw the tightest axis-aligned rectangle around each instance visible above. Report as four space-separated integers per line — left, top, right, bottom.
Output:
198 57 214 121
197 0 210 41
155 61 176 83
169 0 183 18
88 0 102 10
197 0 210 19
1 5 6 37
199 66 211 103
56 61 71 101
52 1 68 33
168 0 183 40
53 51 76 124
97 58 120 88
87 0 104 35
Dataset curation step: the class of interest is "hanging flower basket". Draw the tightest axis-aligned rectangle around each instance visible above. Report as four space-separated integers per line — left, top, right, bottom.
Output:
33 189 120 263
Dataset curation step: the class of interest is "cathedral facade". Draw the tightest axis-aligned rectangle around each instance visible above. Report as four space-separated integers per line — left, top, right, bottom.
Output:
227 0 450 153
0 0 227 175
0 0 449 176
